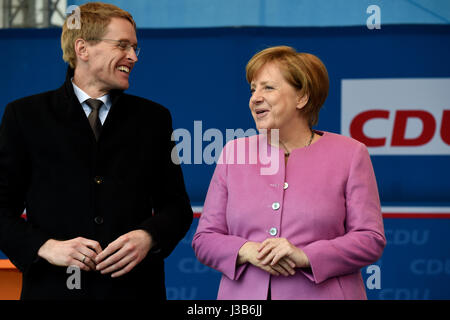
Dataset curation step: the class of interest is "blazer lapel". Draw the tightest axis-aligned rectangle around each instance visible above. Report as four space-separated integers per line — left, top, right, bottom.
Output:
97 89 135 143
59 80 98 145
55 67 131 145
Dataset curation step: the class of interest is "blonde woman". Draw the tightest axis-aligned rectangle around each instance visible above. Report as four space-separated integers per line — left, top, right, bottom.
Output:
193 46 386 300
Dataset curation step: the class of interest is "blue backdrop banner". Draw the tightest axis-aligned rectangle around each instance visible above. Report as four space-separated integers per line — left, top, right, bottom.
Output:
1 25 449 299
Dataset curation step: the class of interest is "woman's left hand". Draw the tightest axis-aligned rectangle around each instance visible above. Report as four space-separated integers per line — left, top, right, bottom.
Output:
257 238 310 271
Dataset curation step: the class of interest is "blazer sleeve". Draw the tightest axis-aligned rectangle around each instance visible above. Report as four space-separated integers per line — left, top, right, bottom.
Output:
138 107 193 259
301 142 386 284
192 142 249 281
0 103 50 272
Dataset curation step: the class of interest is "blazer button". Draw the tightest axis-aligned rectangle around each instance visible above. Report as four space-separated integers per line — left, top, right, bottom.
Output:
94 176 103 184
94 216 104 225
283 182 289 190
269 227 278 236
272 202 280 210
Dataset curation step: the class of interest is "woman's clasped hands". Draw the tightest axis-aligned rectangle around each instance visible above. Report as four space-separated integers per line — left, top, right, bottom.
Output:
237 238 310 277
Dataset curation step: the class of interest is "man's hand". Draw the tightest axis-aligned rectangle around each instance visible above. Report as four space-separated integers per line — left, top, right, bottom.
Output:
37 237 102 271
94 229 153 278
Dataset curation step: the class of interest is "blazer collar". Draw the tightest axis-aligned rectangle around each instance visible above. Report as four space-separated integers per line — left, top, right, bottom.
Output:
57 66 127 143
62 66 124 106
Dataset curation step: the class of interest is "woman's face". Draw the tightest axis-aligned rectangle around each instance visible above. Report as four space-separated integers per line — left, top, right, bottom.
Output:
249 62 306 132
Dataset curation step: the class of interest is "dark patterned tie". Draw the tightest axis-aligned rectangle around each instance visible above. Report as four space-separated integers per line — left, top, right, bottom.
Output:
85 99 103 141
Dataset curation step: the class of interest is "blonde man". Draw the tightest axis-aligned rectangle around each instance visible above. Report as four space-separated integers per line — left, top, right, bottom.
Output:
0 2 192 300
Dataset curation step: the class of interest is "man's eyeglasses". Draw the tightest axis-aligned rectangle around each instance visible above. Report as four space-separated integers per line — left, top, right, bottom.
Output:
87 38 140 57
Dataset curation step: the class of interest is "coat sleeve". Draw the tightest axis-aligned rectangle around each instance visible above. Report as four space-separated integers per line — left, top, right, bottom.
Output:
138 107 193 259
192 142 249 281
0 103 50 272
301 142 386 284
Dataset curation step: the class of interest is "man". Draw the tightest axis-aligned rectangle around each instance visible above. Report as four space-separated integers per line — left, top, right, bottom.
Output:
0 2 193 300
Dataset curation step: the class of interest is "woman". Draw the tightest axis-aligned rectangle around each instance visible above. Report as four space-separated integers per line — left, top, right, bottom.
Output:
192 46 386 300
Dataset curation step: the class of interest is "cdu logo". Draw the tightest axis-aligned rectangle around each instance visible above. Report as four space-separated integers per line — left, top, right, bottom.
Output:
341 78 450 155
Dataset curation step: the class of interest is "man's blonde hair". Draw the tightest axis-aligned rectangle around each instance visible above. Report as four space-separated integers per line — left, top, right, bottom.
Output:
61 2 136 69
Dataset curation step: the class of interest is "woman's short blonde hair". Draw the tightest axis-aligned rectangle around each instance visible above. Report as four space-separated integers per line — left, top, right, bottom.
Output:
61 2 136 69
246 46 329 127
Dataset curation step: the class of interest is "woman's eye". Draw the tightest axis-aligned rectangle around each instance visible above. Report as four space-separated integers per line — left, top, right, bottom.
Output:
265 86 274 90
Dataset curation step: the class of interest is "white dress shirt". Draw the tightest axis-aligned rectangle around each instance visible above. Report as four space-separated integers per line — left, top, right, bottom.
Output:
71 78 112 125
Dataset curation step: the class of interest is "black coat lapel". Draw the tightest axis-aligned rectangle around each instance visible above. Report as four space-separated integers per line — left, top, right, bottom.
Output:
56 66 129 144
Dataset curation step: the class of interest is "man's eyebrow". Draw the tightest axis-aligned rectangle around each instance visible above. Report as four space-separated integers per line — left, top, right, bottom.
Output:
118 38 138 45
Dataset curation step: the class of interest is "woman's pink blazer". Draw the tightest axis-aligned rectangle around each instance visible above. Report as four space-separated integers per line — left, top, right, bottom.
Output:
192 131 386 299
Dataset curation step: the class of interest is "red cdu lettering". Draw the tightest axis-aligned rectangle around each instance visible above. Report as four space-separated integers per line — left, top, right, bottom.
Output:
441 110 450 145
391 110 436 146
350 110 389 147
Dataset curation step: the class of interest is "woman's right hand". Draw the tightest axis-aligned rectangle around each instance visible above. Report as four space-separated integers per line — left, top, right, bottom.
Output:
237 241 296 277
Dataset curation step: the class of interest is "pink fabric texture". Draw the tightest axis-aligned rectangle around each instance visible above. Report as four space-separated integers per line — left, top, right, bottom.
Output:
192 131 386 300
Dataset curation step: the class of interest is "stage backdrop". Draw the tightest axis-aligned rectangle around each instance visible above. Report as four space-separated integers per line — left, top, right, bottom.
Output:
0 25 449 299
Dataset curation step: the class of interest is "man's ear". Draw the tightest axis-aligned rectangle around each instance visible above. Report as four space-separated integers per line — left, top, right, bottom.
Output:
74 38 89 62
296 93 309 110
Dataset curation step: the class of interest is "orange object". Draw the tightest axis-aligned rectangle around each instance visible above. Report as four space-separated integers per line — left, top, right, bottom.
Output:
0 260 22 300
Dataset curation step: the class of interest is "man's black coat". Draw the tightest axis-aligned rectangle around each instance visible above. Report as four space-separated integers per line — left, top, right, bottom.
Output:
0 69 193 299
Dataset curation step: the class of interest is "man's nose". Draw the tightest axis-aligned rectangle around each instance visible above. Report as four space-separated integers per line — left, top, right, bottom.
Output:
127 48 138 63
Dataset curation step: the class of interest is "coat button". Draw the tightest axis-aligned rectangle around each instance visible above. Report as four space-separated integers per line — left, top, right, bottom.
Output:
283 182 289 190
94 216 104 225
272 202 280 210
94 176 103 184
269 227 278 236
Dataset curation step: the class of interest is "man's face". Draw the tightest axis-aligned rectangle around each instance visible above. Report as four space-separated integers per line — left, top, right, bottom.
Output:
85 17 138 93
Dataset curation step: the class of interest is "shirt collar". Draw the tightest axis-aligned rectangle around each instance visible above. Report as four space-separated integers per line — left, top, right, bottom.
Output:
71 78 112 111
